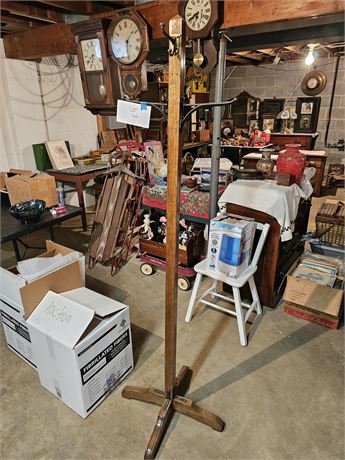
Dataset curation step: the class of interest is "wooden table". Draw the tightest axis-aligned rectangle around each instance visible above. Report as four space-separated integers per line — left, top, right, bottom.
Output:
47 165 107 230
242 150 328 197
1 199 82 261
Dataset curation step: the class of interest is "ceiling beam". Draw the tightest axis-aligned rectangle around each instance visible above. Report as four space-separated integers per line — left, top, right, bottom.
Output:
231 51 264 62
226 55 257 66
0 12 45 28
36 1 111 14
3 22 76 59
1 1 64 23
222 0 344 28
3 0 344 60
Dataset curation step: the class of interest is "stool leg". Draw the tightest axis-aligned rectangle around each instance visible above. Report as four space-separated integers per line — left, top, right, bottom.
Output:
248 276 262 315
185 273 202 322
232 287 247 347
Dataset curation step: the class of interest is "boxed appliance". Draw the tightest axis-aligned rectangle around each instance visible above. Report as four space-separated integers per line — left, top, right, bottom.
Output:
207 214 255 279
5 172 57 208
0 241 85 368
25 287 133 418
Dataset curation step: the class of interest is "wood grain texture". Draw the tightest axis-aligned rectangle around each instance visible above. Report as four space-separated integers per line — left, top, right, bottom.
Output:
3 22 76 59
222 0 344 28
165 15 185 400
173 396 225 432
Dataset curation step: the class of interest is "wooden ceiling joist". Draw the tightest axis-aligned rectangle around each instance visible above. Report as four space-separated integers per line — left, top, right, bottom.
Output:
231 51 264 62
222 0 344 29
1 1 64 23
3 0 344 60
3 22 77 59
36 1 111 15
0 12 46 28
226 54 258 66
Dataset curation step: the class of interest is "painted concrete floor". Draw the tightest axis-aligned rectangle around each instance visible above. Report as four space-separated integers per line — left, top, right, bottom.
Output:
0 189 344 460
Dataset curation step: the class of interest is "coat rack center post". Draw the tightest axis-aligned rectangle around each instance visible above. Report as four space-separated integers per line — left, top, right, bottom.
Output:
122 15 224 459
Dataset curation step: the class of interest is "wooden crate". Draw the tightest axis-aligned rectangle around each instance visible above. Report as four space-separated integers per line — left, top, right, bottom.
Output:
316 199 344 246
139 231 204 267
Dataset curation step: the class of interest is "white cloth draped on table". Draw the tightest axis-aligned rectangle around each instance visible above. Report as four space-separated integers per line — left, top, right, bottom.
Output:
219 169 315 242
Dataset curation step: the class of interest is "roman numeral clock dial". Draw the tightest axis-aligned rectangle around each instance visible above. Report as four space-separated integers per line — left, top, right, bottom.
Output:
181 0 219 39
107 11 149 99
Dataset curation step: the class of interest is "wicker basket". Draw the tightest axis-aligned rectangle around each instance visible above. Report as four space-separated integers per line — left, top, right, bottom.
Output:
316 199 344 246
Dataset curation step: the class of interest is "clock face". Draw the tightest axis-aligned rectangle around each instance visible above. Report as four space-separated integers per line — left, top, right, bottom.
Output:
81 38 103 72
184 0 212 31
307 77 318 89
110 18 142 65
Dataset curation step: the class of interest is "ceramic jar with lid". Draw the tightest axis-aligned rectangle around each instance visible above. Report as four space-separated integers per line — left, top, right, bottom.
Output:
276 144 306 185
256 148 275 178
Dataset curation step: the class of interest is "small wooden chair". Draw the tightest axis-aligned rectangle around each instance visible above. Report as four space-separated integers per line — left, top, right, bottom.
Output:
185 221 270 346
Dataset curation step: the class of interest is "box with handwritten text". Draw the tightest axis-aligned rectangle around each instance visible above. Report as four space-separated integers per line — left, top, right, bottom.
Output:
25 287 133 418
0 241 85 369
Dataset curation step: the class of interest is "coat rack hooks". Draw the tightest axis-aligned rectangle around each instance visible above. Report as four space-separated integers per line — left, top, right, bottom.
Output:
160 22 180 56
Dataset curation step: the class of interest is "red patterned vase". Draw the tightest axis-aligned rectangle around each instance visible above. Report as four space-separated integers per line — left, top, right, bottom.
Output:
276 144 306 185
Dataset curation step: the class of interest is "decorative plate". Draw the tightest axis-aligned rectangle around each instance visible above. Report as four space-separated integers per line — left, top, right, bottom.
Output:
302 70 327 96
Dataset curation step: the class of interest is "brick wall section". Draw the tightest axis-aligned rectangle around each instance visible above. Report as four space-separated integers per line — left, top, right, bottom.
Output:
210 58 345 164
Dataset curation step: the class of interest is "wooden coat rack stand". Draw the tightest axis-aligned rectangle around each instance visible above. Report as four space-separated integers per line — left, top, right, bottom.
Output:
122 15 224 459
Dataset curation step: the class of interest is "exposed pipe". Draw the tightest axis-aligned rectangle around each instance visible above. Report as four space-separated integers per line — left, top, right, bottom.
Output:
209 34 227 220
324 55 340 147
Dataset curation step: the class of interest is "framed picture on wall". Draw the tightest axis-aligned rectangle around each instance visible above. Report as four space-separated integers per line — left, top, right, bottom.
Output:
295 97 321 133
262 116 276 132
261 98 285 116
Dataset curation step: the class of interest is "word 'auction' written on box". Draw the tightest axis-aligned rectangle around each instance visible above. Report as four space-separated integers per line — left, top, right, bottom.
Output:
116 100 152 129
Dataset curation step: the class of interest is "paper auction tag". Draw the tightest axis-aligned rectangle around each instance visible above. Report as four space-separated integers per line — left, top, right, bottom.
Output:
116 100 151 128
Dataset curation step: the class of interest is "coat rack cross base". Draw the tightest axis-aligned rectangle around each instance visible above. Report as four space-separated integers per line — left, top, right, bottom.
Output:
122 365 225 459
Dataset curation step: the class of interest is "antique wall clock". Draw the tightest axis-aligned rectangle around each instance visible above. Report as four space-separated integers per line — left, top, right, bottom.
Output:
180 0 219 39
107 11 149 99
302 70 327 96
72 19 122 115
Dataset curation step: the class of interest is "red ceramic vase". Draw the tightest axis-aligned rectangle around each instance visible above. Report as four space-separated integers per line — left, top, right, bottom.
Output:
276 144 306 185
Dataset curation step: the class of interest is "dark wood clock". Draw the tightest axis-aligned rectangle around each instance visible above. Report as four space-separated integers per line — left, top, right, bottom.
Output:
180 0 219 39
107 11 149 99
72 19 122 115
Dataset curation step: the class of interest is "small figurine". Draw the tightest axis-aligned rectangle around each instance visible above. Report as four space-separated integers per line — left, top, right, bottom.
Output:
140 214 154 240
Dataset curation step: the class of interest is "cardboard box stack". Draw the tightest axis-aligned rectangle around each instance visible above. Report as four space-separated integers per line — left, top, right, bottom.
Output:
0 241 85 368
0 242 133 417
207 214 255 279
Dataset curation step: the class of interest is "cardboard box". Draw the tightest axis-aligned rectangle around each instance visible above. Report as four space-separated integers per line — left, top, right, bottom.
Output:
0 297 36 369
207 214 255 279
283 259 344 329
5 172 57 208
25 288 133 418
0 241 85 367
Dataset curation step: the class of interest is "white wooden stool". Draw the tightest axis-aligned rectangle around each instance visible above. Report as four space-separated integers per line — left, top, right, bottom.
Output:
185 222 270 346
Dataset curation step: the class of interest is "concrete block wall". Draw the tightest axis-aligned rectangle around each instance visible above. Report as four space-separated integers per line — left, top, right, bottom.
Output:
210 58 345 164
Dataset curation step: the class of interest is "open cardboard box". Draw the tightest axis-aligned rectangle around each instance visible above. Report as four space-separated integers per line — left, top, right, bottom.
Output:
283 257 344 329
5 171 57 208
0 241 85 368
25 287 133 418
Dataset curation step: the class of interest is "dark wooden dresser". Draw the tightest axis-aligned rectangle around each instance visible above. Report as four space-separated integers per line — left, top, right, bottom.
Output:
270 133 318 150
224 200 311 308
